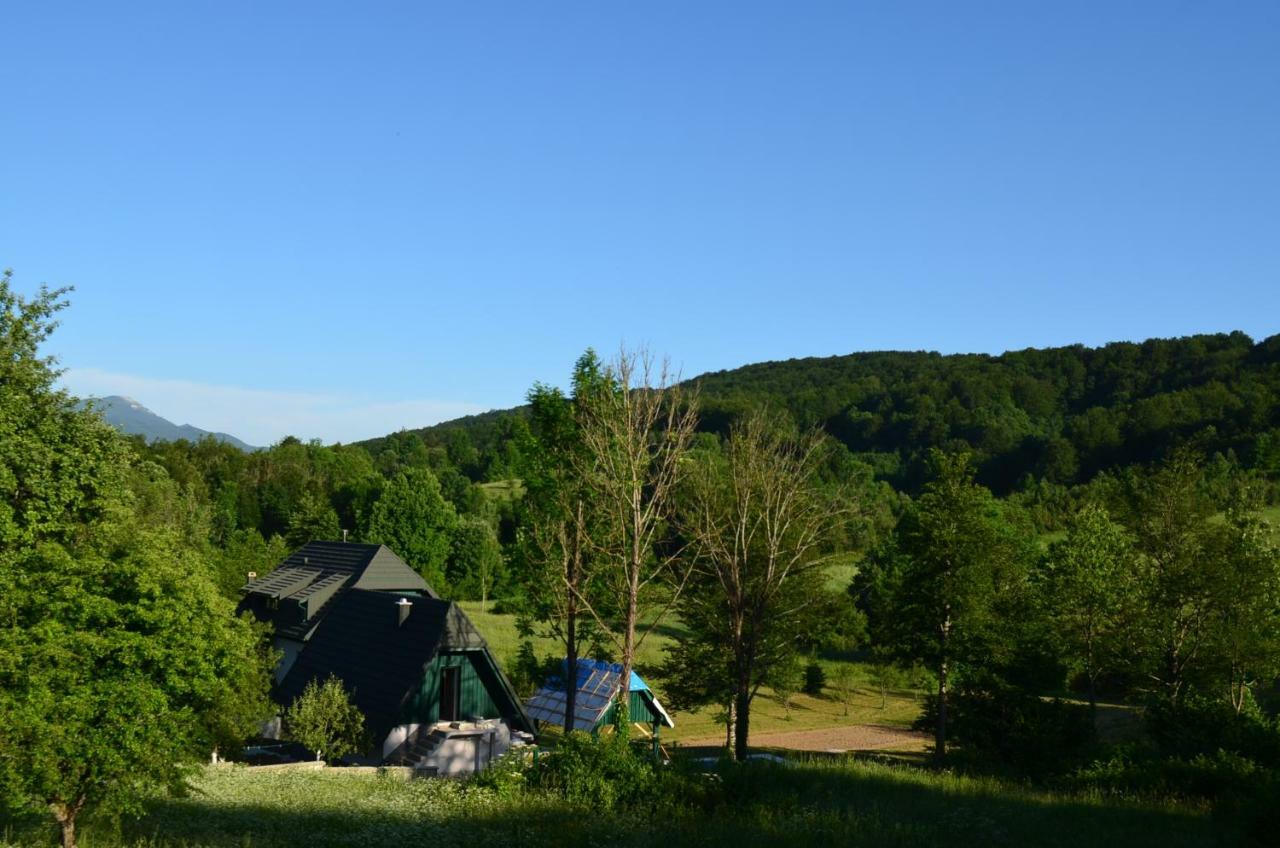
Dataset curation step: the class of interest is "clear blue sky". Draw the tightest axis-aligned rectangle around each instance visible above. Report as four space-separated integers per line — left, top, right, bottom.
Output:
4 2 1278 444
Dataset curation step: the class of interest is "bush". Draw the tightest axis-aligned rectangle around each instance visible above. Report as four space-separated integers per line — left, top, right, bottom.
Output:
917 672 1094 778
467 748 530 799
528 732 684 811
1145 694 1280 767
803 662 827 697
284 674 366 763
1071 745 1265 802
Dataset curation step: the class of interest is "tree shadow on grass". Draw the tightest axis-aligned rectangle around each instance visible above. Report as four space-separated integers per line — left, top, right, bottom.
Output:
68 760 1242 848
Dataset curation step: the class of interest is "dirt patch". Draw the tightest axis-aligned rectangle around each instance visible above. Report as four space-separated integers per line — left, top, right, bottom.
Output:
679 724 929 754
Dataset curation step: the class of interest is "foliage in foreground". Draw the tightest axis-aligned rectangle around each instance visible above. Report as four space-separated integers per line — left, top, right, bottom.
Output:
0 272 274 848
2 745 1257 848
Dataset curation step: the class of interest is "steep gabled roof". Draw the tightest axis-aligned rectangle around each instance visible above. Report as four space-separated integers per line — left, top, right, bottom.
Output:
278 590 449 739
237 541 436 641
276 590 532 740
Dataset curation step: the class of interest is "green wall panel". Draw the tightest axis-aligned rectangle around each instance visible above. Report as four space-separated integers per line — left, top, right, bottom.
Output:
405 651 501 725
600 691 659 727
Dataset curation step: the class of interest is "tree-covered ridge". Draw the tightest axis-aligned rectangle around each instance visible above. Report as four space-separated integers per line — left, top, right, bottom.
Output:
369 332 1280 498
693 331 1280 493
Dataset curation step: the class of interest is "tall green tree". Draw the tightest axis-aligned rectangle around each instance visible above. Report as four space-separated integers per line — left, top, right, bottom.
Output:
1041 503 1137 723
364 467 457 590
1207 486 1280 713
1119 455 1225 706
449 516 506 609
285 490 341 546
0 272 273 848
857 451 1028 759
513 352 609 731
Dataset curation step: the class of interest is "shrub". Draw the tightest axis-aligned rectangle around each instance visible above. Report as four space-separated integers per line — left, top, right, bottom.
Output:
917 672 1094 778
467 748 530 799
803 662 827 697
1071 745 1265 802
1145 694 1280 767
284 674 366 763
528 732 683 811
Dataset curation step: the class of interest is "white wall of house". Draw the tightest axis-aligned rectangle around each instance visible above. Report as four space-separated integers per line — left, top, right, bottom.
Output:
381 723 421 760
420 720 513 776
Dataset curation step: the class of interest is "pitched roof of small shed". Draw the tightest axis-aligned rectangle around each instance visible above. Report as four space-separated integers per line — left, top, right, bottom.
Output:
524 658 674 731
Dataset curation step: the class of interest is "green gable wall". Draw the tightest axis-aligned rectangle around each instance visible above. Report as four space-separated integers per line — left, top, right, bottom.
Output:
404 651 501 725
600 690 660 727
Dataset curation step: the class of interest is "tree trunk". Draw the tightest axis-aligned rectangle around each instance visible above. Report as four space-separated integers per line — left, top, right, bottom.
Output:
724 699 735 753
50 800 81 848
733 684 752 762
564 499 583 732
935 657 948 762
564 608 578 732
935 615 950 762
1087 674 1098 734
617 578 637 740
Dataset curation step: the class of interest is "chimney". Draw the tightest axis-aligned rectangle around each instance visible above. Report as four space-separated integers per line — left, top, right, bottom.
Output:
246 571 257 582
396 597 413 626
342 529 349 543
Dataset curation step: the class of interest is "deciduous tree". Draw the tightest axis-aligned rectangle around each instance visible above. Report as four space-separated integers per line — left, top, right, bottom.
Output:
1042 503 1137 723
0 273 273 848
284 674 366 763
573 348 699 728
364 467 457 590
675 411 839 760
513 352 609 730
857 451 1028 760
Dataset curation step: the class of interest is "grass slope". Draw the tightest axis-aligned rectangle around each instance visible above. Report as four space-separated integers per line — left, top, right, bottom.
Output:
5 760 1232 848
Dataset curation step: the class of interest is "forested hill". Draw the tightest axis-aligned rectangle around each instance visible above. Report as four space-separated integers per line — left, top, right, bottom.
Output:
365 331 1280 496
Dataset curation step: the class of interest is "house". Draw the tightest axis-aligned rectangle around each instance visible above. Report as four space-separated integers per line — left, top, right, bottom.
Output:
524 658 674 751
239 541 534 774
238 541 436 683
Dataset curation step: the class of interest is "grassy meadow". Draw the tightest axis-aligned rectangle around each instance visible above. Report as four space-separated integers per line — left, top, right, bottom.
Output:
1 757 1241 848
458 553 926 749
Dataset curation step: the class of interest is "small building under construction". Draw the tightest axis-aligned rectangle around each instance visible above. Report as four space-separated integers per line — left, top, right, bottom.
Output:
524 658 674 746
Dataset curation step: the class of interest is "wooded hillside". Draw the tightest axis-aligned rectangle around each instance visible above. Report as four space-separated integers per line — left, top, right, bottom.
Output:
366 332 1280 497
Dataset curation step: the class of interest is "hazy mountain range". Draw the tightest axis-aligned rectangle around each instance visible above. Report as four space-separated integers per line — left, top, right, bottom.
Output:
84 396 259 451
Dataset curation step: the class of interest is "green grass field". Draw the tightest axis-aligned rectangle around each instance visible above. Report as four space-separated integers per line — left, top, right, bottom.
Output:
457 595 925 747
2 758 1236 848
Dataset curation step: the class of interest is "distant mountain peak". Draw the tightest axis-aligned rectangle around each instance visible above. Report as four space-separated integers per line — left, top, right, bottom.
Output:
84 395 258 451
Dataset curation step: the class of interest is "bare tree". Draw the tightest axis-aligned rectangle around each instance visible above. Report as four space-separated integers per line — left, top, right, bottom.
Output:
572 347 699 728
680 410 842 761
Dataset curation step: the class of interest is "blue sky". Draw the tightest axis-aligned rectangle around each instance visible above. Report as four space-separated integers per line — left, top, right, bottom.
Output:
4 2 1278 444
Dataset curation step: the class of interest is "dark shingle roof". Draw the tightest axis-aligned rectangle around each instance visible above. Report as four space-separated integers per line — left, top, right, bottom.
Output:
278 590 451 739
236 541 436 641
276 590 531 740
